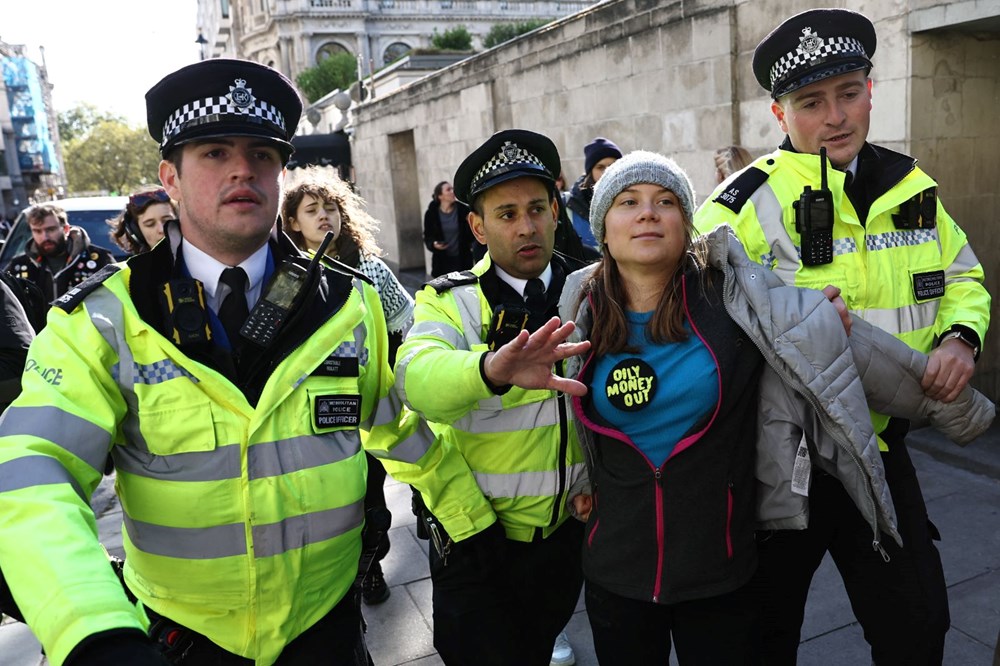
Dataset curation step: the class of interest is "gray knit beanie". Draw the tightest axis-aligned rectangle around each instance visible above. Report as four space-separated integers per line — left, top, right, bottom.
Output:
589 150 696 246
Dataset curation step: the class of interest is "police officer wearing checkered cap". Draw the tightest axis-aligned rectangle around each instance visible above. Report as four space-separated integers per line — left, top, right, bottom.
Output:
695 9 989 665
0 57 426 665
386 129 590 665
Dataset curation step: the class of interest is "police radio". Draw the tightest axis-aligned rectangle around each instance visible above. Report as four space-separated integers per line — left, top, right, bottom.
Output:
239 232 333 348
793 147 835 266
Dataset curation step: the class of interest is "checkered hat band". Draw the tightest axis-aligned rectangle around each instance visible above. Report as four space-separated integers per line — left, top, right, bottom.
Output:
770 37 867 89
472 142 547 189
161 95 286 147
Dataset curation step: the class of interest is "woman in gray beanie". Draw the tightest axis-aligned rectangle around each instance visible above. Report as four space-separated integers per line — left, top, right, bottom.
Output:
553 150 994 664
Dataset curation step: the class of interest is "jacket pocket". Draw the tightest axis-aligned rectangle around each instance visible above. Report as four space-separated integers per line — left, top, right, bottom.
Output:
139 401 217 455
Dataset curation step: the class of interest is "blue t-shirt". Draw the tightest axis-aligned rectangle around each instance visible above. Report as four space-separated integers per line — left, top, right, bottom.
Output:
591 311 719 467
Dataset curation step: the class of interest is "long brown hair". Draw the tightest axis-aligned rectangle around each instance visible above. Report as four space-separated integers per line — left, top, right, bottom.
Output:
583 210 707 357
281 166 381 260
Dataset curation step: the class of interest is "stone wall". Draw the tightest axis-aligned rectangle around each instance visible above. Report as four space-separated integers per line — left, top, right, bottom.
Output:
352 0 1000 397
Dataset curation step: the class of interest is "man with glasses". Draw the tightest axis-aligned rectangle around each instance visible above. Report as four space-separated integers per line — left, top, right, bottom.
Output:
7 202 114 302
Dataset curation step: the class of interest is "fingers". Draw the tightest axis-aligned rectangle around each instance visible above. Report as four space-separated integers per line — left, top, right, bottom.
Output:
547 375 589 397
922 342 975 403
822 285 851 336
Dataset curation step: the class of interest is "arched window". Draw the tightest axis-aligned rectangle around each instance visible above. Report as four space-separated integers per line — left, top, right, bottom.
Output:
383 42 411 65
317 42 351 64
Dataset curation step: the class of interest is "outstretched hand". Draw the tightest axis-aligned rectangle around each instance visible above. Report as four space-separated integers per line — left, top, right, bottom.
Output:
483 316 591 397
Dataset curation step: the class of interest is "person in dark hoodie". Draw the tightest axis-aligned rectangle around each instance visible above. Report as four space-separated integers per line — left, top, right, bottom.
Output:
565 137 622 252
7 202 114 303
423 180 475 277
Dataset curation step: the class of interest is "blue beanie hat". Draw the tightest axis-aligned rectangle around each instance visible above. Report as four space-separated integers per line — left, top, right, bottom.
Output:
583 137 623 177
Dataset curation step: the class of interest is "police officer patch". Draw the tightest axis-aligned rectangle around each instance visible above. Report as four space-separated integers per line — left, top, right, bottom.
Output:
913 270 945 301
314 394 361 429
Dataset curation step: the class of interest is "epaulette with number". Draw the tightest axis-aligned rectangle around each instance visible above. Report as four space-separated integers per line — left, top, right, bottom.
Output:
425 270 478 293
53 264 122 313
712 166 770 214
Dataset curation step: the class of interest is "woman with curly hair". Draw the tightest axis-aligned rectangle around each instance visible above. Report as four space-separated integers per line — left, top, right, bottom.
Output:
282 167 414 605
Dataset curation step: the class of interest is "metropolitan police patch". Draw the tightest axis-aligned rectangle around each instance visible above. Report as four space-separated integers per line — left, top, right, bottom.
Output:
314 394 361 429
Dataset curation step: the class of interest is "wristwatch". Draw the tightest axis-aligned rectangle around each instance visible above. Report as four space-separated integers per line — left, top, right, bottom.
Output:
939 329 980 358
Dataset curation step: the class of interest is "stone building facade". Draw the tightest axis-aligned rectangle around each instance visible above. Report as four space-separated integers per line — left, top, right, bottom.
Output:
197 0 596 83
348 0 1000 398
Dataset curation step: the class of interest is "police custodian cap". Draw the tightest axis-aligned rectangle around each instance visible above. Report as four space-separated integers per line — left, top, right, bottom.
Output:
146 59 303 157
753 8 876 99
453 129 560 206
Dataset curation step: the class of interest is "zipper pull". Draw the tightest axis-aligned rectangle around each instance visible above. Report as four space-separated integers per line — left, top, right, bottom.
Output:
872 539 890 563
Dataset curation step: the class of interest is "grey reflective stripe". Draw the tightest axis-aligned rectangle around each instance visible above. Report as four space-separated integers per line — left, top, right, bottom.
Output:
252 500 363 558
451 286 485 348
353 284 369 367
749 184 800 284
474 463 587 499
123 513 248 559
453 397 559 434
855 300 939 335
865 229 937 252
0 406 110 474
86 287 147 452
396 287 481 404
0 455 86 500
406 320 465 349
249 433 361 480
946 244 982 278
112 442 242 482
370 387 403 428
368 415 435 464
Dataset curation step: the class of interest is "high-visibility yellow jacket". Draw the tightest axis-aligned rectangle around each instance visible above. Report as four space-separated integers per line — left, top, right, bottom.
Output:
388 255 587 543
0 237 428 665
695 143 990 440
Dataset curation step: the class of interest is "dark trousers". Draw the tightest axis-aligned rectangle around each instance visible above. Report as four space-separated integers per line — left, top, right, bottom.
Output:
751 437 949 666
147 589 370 665
429 519 584 666
586 580 760 665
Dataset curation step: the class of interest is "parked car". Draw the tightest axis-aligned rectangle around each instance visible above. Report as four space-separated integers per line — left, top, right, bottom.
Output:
0 196 129 270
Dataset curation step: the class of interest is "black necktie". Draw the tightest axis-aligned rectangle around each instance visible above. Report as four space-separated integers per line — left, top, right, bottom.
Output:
524 278 547 314
218 267 249 347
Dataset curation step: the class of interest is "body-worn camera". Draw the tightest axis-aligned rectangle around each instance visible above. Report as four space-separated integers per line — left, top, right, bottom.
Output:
160 278 211 345
793 147 835 267
485 304 530 351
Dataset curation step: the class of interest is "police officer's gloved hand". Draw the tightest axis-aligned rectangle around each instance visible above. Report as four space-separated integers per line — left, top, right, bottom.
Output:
66 629 171 665
461 520 508 574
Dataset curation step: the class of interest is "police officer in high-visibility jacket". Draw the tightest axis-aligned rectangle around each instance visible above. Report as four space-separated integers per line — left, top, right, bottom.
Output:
0 59 430 666
386 130 590 666
694 9 990 666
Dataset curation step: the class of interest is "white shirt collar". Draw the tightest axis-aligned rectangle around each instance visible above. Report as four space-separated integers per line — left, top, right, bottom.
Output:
494 263 553 298
182 239 269 311
841 155 859 179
